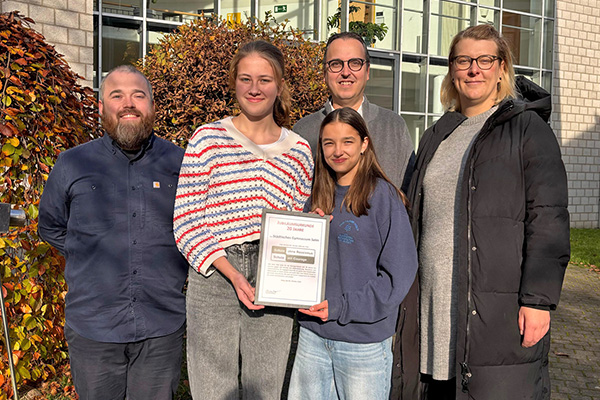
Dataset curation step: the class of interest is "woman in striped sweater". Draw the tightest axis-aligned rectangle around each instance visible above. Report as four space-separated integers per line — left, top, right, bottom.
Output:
173 40 313 399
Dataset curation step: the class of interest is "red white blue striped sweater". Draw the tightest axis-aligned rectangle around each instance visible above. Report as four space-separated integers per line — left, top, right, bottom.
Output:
174 117 314 275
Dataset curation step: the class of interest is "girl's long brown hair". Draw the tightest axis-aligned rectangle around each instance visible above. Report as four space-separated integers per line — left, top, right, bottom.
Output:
311 107 408 217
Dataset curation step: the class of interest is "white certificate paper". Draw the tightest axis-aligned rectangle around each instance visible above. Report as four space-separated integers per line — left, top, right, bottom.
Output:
255 208 329 308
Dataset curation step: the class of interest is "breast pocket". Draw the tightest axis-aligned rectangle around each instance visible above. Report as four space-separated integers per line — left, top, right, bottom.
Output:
71 180 116 232
143 177 178 231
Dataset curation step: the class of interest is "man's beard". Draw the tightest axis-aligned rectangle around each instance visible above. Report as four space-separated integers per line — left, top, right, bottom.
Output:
102 108 155 151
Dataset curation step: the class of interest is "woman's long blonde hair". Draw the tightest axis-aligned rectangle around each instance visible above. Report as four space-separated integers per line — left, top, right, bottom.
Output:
311 108 408 217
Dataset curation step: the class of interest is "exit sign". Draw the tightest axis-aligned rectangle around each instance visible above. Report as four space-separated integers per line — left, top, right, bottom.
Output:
274 5 287 13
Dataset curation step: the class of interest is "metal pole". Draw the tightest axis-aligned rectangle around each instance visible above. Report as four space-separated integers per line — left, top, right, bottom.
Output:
0 205 26 400
0 271 19 400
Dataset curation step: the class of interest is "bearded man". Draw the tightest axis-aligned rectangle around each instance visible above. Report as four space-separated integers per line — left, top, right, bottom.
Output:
38 65 188 400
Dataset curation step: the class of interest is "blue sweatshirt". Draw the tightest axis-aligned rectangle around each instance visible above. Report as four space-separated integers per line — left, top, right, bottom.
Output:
299 179 418 343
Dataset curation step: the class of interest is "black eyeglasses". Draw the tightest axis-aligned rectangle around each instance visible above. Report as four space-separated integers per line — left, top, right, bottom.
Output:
326 58 368 73
451 55 501 70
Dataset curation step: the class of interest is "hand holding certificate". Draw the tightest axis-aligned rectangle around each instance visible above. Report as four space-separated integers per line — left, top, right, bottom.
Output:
254 209 329 308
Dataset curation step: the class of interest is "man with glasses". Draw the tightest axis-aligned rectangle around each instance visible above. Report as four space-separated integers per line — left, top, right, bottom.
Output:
294 31 415 193
293 32 419 400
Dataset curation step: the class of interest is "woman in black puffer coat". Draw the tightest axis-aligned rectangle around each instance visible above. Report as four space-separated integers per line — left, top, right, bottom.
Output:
407 25 569 400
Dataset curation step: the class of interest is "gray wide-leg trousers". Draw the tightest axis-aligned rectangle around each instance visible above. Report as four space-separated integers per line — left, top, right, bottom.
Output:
186 241 294 400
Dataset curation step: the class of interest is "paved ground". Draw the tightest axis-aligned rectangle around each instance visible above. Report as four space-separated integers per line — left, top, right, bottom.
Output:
549 265 600 399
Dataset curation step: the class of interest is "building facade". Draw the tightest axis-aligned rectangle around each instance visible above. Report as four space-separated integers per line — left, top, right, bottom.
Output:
1 0 598 228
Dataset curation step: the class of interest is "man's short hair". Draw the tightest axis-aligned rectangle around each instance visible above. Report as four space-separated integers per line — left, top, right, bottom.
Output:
99 65 154 102
323 32 371 68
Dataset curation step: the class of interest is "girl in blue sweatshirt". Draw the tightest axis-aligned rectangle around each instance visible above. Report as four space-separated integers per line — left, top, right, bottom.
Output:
288 107 418 399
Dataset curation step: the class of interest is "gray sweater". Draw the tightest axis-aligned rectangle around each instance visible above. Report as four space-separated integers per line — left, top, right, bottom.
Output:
293 97 415 192
419 106 497 380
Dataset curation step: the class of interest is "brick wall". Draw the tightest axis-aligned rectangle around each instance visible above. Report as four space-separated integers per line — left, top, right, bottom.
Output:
1 0 93 88
553 0 600 228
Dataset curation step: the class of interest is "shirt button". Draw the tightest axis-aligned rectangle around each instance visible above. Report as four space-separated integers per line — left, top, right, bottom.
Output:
133 270 137 274
133 297 137 302
131 186 136 191
132 212 136 217
471 186 476 190
91 185 96 190
132 240 137 245
471 246 477 251
472 310 477 315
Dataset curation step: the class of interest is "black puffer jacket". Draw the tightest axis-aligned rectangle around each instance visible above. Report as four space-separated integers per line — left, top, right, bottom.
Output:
407 77 570 399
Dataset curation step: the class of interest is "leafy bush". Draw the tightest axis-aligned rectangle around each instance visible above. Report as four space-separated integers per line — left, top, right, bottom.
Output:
0 11 99 399
140 13 329 146
1 10 328 399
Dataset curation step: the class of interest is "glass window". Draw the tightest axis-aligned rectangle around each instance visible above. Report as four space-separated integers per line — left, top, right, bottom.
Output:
545 0 555 18
404 0 424 12
367 4 396 49
503 0 542 15
147 23 178 52
259 0 315 34
478 7 499 26
543 19 554 70
148 0 210 22
428 64 447 114
325 0 340 37
220 0 251 25
429 1 473 57
479 0 500 7
502 12 542 68
365 57 396 111
542 71 552 94
101 0 143 17
101 18 141 79
401 58 426 112
402 9 424 53
514 68 537 86
402 114 425 150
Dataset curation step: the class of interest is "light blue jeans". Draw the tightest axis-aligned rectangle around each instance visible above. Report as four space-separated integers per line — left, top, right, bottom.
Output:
288 327 393 400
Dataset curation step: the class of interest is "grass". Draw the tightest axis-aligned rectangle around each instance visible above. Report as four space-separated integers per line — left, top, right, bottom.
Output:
18 228 600 399
569 228 600 267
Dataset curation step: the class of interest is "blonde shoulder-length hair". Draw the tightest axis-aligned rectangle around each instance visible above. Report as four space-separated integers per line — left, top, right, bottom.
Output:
440 24 516 113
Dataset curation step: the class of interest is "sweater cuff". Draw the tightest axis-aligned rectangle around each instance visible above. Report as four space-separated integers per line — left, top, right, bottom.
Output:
327 297 342 322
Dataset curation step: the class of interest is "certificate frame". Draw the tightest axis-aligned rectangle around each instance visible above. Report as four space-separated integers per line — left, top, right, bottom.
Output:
254 208 329 308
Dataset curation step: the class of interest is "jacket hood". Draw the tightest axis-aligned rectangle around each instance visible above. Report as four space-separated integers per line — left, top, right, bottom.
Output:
493 75 552 124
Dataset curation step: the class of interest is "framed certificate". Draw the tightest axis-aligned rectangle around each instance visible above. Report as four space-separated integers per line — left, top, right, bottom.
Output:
255 208 329 308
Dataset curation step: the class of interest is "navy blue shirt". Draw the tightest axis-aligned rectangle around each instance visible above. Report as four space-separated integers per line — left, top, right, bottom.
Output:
39 133 188 343
299 180 418 343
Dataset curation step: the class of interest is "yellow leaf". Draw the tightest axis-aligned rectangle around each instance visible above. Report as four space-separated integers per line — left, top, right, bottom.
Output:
17 365 31 380
21 339 31 351
8 137 19 147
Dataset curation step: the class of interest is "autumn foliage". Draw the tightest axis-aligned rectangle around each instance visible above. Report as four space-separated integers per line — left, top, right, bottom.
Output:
0 11 100 399
140 13 329 146
1 10 329 399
